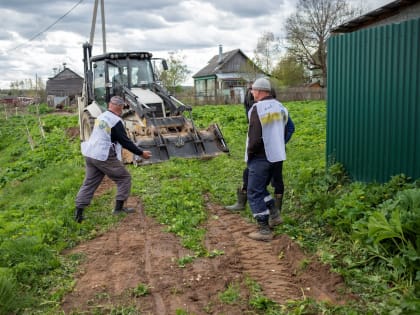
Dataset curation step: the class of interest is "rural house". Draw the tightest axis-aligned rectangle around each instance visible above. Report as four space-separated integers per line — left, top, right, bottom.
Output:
193 45 265 104
46 67 83 108
327 0 420 183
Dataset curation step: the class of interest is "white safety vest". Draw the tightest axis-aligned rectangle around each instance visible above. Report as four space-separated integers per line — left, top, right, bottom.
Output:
81 111 123 161
245 98 288 162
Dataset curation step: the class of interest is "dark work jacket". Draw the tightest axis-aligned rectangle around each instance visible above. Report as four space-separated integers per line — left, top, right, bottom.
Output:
110 120 144 156
244 88 254 122
244 89 295 142
247 96 295 160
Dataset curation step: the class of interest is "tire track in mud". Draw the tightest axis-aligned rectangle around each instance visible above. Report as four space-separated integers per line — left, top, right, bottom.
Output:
205 199 352 306
61 191 350 314
62 196 216 314
204 200 301 303
61 201 147 312
138 204 166 314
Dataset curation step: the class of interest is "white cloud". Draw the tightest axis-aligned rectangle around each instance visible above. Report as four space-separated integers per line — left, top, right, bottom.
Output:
0 0 392 89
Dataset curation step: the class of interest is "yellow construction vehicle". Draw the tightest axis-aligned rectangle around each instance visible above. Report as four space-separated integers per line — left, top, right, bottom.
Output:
78 0 229 165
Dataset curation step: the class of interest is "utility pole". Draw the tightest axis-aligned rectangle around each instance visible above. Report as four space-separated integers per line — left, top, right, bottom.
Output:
89 0 107 53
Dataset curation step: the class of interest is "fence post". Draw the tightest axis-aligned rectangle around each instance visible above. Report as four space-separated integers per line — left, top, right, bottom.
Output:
23 117 35 150
36 104 45 139
3 104 7 120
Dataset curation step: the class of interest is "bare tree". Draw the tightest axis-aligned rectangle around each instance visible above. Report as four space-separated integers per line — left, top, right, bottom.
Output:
285 0 357 87
239 59 264 83
36 77 45 90
253 31 280 74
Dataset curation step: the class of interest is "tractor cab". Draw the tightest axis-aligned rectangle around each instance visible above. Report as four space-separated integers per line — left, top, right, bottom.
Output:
89 52 159 108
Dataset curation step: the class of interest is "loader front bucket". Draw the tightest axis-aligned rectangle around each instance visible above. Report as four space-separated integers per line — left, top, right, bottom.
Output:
122 119 229 165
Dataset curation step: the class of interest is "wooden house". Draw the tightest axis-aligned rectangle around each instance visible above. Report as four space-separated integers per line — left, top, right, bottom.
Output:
192 45 265 104
46 67 83 108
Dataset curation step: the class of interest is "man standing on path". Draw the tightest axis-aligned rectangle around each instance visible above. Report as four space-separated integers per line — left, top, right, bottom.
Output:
74 96 152 223
226 84 294 228
246 78 290 241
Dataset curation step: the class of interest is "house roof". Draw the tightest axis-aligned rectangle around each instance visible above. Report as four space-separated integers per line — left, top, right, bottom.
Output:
193 49 252 78
46 67 83 96
48 67 83 80
331 0 420 33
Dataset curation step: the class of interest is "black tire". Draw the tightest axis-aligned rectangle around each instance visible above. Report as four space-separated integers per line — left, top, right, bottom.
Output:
81 111 95 141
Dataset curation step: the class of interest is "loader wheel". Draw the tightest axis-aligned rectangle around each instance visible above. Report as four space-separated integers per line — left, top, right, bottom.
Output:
81 111 95 141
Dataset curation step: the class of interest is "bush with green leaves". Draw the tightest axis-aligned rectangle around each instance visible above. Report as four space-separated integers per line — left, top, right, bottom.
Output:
352 188 420 283
27 103 54 115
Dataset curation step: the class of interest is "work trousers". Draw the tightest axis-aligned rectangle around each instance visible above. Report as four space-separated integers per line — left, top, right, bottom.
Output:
75 149 131 208
242 162 284 194
247 157 283 218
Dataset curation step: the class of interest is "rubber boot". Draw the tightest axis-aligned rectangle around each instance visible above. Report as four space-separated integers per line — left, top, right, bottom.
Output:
248 215 273 241
225 188 247 211
269 194 283 228
112 200 136 215
74 207 84 223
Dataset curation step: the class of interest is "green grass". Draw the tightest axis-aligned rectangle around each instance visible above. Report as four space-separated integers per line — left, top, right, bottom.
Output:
218 282 242 304
131 283 151 297
0 102 419 314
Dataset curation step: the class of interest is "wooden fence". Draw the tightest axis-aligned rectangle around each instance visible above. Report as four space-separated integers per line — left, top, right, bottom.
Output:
275 87 326 102
176 87 326 105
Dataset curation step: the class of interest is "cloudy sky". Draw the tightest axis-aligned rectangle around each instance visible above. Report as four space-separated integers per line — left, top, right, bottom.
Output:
0 0 391 89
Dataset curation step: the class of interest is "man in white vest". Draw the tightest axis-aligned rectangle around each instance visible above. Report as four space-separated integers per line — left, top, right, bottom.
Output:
246 78 289 241
74 96 152 223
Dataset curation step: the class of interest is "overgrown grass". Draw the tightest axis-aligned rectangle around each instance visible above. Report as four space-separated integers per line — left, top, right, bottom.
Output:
0 112 127 313
0 102 419 314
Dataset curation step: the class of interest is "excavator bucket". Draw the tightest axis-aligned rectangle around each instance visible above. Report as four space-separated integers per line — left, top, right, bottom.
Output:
123 118 229 165
118 85 230 165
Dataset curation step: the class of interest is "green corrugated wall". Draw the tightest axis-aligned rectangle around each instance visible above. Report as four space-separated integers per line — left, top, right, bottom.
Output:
327 18 420 183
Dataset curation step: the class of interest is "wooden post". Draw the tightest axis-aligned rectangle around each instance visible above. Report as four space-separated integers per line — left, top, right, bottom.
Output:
3 104 7 120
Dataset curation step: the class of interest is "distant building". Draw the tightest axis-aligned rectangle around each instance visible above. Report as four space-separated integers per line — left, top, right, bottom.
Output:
46 67 83 108
0 96 18 105
0 96 35 106
192 45 265 104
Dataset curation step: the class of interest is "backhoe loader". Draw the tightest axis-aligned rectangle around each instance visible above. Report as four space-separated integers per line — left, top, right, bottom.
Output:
77 43 229 165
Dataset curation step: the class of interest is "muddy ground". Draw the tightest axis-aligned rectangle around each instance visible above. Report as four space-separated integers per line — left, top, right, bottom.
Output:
61 178 352 314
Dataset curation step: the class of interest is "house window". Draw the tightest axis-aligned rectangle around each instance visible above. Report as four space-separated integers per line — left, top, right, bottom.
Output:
222 79 244 89
195 80 206 96
207 79 215 96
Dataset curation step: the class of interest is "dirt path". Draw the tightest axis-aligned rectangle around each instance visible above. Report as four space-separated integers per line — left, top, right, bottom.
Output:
61 184 350 314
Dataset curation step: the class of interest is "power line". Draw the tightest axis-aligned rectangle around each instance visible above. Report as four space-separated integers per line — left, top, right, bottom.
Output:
8 0 85 52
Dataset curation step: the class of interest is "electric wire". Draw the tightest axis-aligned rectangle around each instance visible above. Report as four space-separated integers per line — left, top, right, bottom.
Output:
8 0 85 52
